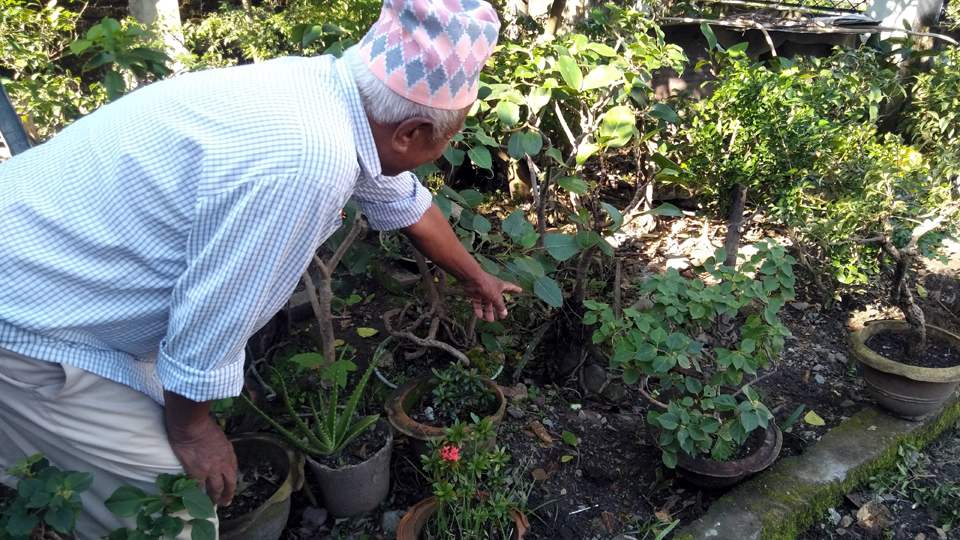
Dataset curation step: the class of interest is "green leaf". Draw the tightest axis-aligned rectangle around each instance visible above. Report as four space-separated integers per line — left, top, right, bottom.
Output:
557 55 582 91
557 176 589 194
472 214 491 234
105 485 147 518
444 146 465 166
649 103 678 123
496 101 521 127
181 487 215 520
467 145 492 170
560 455 574 463
69 39 92 55
520 130 543 156
527 87 552 113
639 203 683 217
623 367 641 385
601 202 623 230
561 430 579 447
600 106 636 147
662 450 678 469
190 518 217 540
533 276 563 307
458 189 483 208
45 504 75 534
514 257 544 277
544 233 580 261
575 142 599 165
6 511 39 536
356 327 378 338
804 410 825 426
657 412 679 430
576 230 600 248
701 22 718 51
581 65 622 91
502 210 527 238
507 132 526 160
740 410 760 431
545 147 564 164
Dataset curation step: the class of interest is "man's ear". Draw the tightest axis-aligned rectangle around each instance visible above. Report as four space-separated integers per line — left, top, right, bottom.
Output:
391 117 434 154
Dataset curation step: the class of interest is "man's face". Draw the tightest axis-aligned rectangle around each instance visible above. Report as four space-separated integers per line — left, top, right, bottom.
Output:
378 107 470 177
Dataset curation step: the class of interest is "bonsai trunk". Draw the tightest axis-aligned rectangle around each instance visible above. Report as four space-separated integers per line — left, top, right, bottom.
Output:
881 238 926 357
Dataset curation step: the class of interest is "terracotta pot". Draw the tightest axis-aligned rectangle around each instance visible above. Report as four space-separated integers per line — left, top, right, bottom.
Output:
849 320 960 420
641 377 783 489
304 418 393 518
220 434 305 540
384 374 506 459
396 496 530 540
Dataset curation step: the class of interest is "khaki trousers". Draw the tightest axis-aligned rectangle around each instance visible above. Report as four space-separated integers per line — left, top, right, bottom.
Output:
0 347 218 539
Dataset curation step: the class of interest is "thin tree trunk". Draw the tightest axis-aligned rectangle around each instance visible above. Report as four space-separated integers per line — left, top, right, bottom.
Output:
724 183 748 267
543 0 567 36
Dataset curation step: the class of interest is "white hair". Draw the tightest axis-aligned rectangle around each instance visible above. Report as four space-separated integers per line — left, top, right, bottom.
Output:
344 45 467 140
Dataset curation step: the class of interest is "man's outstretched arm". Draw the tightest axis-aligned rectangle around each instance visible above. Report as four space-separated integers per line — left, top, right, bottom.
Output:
401 203 522 322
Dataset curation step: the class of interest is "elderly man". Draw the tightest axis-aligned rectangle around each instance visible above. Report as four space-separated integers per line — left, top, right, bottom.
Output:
0 0 516 537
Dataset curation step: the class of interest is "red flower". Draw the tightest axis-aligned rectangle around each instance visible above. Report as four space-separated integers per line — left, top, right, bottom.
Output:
438 445 460 462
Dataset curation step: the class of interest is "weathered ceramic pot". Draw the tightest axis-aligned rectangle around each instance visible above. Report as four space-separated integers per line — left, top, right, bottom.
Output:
220 434 305 540
304 418 393 518
849 320 960 420
396 495 529 540
384 374 506 459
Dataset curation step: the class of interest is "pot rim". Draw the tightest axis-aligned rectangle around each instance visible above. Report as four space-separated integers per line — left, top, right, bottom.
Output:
221 433 305 534
849 320 960 383
304 417 394 472
396 495 529 540
383 373 506 440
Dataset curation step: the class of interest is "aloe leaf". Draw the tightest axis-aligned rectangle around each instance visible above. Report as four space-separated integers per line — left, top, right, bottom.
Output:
334 354 380 443
332 414 380 455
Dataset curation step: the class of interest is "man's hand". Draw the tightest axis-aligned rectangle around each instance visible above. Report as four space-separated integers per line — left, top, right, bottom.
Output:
461 271 523 322
163 390 238 506
402 204 522 321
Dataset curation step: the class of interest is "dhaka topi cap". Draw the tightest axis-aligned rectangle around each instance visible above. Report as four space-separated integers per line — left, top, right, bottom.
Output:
358 0 501 110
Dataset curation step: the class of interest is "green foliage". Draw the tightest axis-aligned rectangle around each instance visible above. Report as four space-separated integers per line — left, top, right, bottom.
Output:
421 416 528 539
182 0 380 67
869 443 960 531
242 354 381 457
0 0 105 140
584 239 795 467
0 454 91 540
900 45 960 180
104 474 216 540
675 43 901 215
69 17 172 101
430 362 496 422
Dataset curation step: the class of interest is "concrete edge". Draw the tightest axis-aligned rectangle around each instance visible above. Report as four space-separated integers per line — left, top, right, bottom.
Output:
673 394 960 540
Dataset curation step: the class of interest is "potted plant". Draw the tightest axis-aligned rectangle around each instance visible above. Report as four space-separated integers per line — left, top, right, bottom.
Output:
396 416 530 540
584 239 795 487
818 139 960 419
0 454 90 540
385 362 506 459
242 353 391 518
218 433 305 540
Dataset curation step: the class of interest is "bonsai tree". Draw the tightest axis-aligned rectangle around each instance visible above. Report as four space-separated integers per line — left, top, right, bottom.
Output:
800 135 959 356
584 239 795 467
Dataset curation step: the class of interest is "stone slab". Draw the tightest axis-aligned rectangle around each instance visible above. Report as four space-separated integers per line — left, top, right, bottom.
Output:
674 393 960 540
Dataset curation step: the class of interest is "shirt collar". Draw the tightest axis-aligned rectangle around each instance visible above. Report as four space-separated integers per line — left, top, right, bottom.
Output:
333 56 385 186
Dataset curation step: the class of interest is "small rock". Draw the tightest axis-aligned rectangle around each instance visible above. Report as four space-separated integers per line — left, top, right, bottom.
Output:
377 351 394 370
511 383 529 404
583 364 608 394
836 528 847 536
791 301 810 311
813 364 826 372
840 515 854 528
815 374 826 384
302 506 328 527
542 418 555 427
840 400 856 408
836 354 849 365
828 507 842 525
665 256 692 271
506 407 524 419
612 536 639 540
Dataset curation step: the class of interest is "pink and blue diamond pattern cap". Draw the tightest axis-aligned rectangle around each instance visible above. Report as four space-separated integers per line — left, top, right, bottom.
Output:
358 0 501 110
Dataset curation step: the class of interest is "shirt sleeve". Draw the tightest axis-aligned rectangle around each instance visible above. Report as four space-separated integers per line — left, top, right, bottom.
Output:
155 175 334 402
351 171 433 231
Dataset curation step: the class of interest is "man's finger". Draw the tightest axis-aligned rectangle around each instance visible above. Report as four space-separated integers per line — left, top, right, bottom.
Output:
483 301 495 322
205 475 225 505
473 299 484 319
222 471 237 506
503 282 523 294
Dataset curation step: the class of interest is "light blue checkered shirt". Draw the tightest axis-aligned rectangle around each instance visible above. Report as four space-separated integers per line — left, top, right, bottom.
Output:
0 54 433 403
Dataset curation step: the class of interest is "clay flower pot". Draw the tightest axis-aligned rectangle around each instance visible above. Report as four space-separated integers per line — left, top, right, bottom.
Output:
396 496 530 540
384 374 506 459
642 377 783 489
220 433 305 540
304 418 393 518
849 319 960 420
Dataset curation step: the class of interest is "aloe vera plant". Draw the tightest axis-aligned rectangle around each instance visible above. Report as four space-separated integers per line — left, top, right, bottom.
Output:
243 355 380 456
